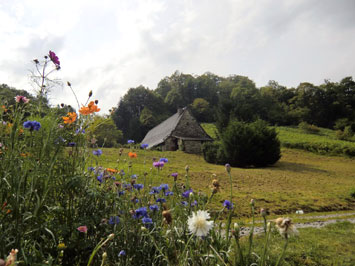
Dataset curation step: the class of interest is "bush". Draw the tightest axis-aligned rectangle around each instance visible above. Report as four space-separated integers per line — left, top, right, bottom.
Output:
203 120 281 167
298 122 320 134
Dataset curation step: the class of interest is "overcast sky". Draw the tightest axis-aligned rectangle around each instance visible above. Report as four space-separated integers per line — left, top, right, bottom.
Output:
0 0 354 113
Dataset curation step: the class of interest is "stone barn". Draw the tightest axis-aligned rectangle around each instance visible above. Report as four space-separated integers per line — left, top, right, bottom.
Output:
141 107 213 153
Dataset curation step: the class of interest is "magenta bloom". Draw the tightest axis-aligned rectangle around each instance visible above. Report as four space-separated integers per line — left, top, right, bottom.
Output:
77 225 88 233
15 95 30 103
171 173 178 178
153 161 164 168
49 50 60 66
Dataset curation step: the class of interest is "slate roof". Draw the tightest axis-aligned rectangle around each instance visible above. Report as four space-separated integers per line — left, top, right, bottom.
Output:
141 108 212 149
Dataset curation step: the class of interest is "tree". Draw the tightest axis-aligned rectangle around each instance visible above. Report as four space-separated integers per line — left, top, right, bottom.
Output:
87 116 123 147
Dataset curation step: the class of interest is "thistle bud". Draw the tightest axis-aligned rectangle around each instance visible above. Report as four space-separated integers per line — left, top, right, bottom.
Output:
162 210 172 224
250 199 255 206
67 81 71 86
95 100 99 104
225 163 231 173
108 233 115 240
260 208 267 217
89 90 93 97
60 103 64 108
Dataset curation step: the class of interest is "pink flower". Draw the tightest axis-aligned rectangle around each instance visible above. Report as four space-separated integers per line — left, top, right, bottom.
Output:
15 95 30 103
49 50 60 66
77 225 88 233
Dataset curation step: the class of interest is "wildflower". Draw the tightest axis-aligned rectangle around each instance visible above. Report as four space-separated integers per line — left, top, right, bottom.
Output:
5 249 18 266
88 167 95 172
275 218 298 238
49 50 60 66
149 204 159 212
23 121 41 131
181 201 188 206
118 191 125 196
75 128 85 134
225 163 231 173
149 186 161 194
141 143 148 149
153 161 164 168
131 174 137 179
182 188 193 198
187 210 214 237
133 184 144 190
159 184 169 191
97 174 103 183
15 95 30 103
108 216 120 225
79 101 100 115
93 149 102 156
119 170 125 176
191 200 198 207
62 112 77 124
159 158 168 163
68 142 76 147
142 217 153 227
128 152 137 158
165 191 173 196
127 140 135 144
223 200 233 210
260 208 268 217
156 198 166 203
133 207 148 219
58 243 67 249
162 210 172 224
77 225 88 233
106 168 118 174
118 250 126 257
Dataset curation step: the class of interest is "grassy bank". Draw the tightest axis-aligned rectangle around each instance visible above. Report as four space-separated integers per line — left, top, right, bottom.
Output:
95 147 355 217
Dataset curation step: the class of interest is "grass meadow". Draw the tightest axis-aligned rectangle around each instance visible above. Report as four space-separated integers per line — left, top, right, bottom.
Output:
96 147 355 218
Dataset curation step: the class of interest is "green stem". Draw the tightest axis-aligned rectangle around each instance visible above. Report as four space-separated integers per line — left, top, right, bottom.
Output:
247 205 255 260
275 237 289 266
260 223 271 266
233 233 244 266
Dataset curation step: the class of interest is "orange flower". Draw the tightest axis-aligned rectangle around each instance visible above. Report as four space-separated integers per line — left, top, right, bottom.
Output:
62 112 77 124
79 101 100 115
106 168 118 173
128 152 137 158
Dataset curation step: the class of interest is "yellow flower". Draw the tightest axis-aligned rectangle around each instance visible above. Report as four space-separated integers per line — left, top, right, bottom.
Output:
58 243 67 249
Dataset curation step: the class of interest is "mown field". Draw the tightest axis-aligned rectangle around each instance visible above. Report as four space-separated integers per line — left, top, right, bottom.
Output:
95 147 355 217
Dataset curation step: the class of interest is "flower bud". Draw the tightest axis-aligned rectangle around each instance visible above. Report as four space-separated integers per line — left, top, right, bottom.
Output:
225 163 231 173
102 252 107 259
108 233 115 240
185 165 189 172
260 208 267 217
67 81 71 86
250 199 255 206
141 226 147 231
162 210 172 224
95 100 99 104
89 90 93 97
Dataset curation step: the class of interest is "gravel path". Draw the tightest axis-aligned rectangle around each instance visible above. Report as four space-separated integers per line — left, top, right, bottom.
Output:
239 213 355 236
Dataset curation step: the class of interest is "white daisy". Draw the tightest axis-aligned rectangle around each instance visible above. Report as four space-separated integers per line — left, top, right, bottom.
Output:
187 210 214 237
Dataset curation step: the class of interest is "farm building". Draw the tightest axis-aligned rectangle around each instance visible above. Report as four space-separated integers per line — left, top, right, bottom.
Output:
141 107 213 153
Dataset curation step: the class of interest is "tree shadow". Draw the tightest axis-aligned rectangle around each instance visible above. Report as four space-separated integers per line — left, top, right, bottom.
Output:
269 161 329 174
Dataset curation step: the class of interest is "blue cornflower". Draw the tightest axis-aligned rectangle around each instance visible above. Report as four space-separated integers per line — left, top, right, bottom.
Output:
142 216 153 227
68 142 76 147
133 184 144 190
23 121 41 131
223 200 233 210
97 174 103 183
108 216 120 225
75 128 85 134
120 170 125 176
165 191 173 196
88 166 95 172
182 188 193 198
181 201 188 206
149 186 161 194
134 207 148 219
159 184 169 191
131 174 137 179
159 158 168 163
156 198 166 203
118 250 126 257
149 204 159 212
123 183 132 190
118 191 125 197
191 200 198 207
141 143 148 149
93 149 102 156
127 139 135 144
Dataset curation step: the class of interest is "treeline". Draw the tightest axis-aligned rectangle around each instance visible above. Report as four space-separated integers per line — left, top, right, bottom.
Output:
112 71 355 142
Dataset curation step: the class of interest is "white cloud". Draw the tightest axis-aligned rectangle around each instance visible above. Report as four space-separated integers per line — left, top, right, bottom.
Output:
0 0 354 113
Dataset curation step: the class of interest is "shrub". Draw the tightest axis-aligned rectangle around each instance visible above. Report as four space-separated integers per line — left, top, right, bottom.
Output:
298 122 320 134
202 142 220 164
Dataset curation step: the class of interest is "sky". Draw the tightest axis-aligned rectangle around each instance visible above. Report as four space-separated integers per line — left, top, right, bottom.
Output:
0 0 354 113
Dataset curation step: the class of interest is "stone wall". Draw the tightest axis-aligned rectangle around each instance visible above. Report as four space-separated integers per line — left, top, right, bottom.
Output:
163 137 177 151
173 110 210 139
183 140 202 154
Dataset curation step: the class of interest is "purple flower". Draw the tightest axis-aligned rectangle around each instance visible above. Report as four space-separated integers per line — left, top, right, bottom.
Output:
165 191 174 196
97 174 103 183
118 250 126 257
223 200 233 210
127 139 135 144
181 201 188 206
149 204 159 211
75 128 85 134
49 50 60 66
156 198 166 203
171 172 178 178
159 158 168 163
68 142 76 147
149 186 161 194
133 184 144 190
131 174 137 179
153 161 165 168
182 188 193 198
159 184 169 191
142 216 153 227
108 216 120 225
120 170 125 176
191 200 198 207
141 143 148 149
88 167 95 172
118 191 125 196
23 121 41 131
93 149 102 156
133 207 148 219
